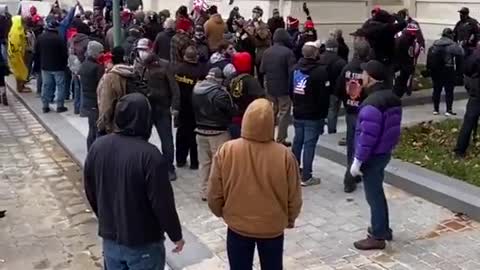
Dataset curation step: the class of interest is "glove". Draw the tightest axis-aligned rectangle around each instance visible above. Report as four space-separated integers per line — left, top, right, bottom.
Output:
350 158 363 177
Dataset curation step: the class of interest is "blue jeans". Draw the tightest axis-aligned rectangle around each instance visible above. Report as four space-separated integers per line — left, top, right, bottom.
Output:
292 119 324 181
86 109 98 150
41 70 65 108
152 106 175 172
103 239 165 270
362 154 392 240
72 75 81 113
327 95 341 134
228 123 241 139
227 229 283 270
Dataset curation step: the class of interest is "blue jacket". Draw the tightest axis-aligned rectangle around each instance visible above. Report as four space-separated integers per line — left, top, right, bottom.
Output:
355 83 402 162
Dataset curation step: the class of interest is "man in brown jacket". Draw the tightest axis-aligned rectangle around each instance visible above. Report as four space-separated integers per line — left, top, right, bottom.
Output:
97 47 137 134
208 98 302 270
204 6 226 52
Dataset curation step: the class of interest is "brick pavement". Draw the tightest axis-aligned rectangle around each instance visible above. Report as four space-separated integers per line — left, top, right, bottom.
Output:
0 99 101 270
3 90 480 270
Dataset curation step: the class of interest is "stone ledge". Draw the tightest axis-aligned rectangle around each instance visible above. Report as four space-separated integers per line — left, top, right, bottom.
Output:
315 132 480 221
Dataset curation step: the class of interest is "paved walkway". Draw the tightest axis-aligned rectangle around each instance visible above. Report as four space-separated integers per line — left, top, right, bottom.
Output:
4 81 480 269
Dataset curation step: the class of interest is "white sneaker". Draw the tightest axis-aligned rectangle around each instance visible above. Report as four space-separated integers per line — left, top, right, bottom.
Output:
445 111 457 116
301 177 321 187
433 111 439 115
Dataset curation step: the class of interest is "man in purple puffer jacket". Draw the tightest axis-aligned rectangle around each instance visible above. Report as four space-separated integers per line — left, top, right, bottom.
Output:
350 60 402 250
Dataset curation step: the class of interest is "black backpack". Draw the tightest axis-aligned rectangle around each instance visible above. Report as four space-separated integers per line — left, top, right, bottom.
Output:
427 45 447 71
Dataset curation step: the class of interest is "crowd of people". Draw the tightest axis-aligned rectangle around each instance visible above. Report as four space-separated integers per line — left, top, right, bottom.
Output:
0 1 479 269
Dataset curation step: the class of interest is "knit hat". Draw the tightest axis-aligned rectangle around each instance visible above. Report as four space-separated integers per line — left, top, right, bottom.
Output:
361 60 386 81
287 16 299 28
86 41 104 59
304 20 314 30
159 9 170 18
206 67 223 81
136 38 151 50
272 8 279 16
176 17 192 32
232 52 252 74
252 6 263 17
325 38 338 50
183 46 199 64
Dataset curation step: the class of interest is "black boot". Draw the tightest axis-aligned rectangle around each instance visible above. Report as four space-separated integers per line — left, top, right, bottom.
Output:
0 92 7 106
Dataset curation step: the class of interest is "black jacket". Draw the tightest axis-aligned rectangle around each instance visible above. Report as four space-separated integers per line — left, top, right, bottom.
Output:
228 73 265 117
144 22 163 42
153 29 175 61
335 57 368 115
290 58 330 120
319 51 347 95
36 29 68 72
192 79 236 131
454 17 480 50
260 29 296 96
267 17 285 38
141 56 180 112
174 62 208 124
84 93 182 247
78 57 104 112
463 49 480 97
362 11 407 65
337 37 350 62
395 33 417 70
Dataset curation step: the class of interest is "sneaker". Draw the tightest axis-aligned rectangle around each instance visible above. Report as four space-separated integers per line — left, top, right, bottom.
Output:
354 237 386 250
344 183 357 193
190 163 199 170
176 162 186 168
433 111 439 115
169 171 177 181
74 109 80 115
338 137 347 146
56 107 68 113
301 177 321 187
42 107 50 113
367 227 393 241
445 111 457 116
201 197 207 202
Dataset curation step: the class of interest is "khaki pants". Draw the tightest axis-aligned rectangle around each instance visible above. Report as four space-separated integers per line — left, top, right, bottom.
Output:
197 132 230 198
269 95 292 143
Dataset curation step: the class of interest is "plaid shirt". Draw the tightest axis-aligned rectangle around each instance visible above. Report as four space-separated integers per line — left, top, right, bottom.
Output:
170 31 194 65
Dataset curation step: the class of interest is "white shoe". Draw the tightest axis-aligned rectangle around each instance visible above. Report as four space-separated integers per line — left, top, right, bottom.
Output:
433 111 439 115
445 111 457 116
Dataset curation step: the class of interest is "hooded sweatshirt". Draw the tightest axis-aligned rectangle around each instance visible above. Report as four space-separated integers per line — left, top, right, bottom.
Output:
427 37 464 73
260 28 296 96
84 93 182 247
204 14 226 52
208 98 302 238
97 64 137 133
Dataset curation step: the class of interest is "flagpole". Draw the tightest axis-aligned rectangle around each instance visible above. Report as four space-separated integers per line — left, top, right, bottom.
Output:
113 0 122 47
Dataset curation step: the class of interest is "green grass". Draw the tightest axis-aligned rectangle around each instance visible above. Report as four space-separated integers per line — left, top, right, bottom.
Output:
412 64 432 91
394 119 480 187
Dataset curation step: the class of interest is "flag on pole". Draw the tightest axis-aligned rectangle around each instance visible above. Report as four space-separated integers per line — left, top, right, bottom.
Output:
193 0 209 12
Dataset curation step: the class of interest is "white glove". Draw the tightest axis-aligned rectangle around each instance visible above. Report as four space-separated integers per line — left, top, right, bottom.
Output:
350 158 363 177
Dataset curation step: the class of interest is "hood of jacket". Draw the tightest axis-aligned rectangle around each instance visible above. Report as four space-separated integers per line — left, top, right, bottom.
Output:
114 93 152 140
210 14 224 24
296 58 320 73
194 78 222 95
73 33 89 45
273 28 290 46
210 52 227 64
110 64 136 78
433 37 455 47
0 5 6 16
241 98 274 142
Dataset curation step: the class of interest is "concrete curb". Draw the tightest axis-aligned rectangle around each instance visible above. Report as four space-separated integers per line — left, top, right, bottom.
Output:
6 79 214 270
316 132 480 221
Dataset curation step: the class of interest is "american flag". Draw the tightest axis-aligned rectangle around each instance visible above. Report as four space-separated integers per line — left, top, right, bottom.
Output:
193 0 209 12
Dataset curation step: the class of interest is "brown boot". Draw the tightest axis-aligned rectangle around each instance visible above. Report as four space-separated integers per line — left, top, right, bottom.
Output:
16 79 31 93
354 237 386 250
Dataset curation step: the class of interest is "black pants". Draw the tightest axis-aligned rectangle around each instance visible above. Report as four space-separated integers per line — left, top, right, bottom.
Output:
432 75 455 112
227 229 284 270
175 117 198 167
455 97 480 155
86 109 99 150
393 65 414 98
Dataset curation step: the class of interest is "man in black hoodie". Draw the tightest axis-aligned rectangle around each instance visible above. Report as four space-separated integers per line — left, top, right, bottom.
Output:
336 40 371 193
267 9 285 38
84 93 184 270
153 18 175 61
291 42 329 187
261 28 296 146
320 38 347 134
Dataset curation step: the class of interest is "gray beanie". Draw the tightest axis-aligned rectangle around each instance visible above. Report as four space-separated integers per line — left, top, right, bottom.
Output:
86 41 104 59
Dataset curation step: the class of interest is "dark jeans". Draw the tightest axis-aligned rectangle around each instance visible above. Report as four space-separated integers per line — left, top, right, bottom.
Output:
362 153 392 240
64 69 72 99
292 119 324 181
72 75 81 113
175 117 198 167
227 229 284 270
152 107 175 172
344 113 361 186
103 239 165 270
432 75 455 112
36 71 42 95
327 95 341 134
455 97 480 155
86 109 99 150
41 70 66 108
393 65 414 98
228 123 241 139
